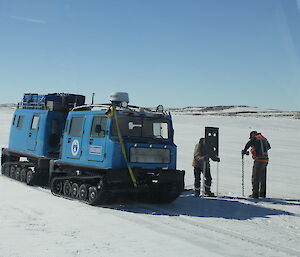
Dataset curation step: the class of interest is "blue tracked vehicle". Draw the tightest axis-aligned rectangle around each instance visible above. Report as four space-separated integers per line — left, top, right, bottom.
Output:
1 93 85 185
50 92 185 204
1 92 185 205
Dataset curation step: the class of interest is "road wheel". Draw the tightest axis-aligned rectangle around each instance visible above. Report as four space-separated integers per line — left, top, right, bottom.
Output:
79 184 88 200
20 168 27 182
88 186 98 205
89 179 111 205
15 167 21 181
71 183 79 198
52 179 63 195
1 164 10 176
63 180 71 196
10 165 16 178
26 169 34 185
1 164 5 175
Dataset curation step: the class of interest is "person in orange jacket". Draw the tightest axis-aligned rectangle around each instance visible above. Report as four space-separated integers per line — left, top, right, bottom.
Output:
242 131 271 198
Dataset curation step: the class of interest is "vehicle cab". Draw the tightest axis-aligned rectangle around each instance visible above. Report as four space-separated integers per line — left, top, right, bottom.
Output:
60 104 177 171
51 92 184 204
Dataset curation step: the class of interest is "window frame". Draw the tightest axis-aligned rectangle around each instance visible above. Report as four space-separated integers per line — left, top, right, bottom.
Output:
69 116 84 137
64 119 69 133
16 115 25 130
12 115 16 126
30 115 40 131
90 116 107 138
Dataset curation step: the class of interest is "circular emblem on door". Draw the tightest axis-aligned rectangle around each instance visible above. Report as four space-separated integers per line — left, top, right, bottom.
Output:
71 139 80 156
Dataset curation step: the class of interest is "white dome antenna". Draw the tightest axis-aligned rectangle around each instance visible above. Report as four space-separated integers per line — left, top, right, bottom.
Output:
110 92 129 106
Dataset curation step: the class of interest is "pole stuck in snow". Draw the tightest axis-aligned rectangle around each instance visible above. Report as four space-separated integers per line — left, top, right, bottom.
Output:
241 154 245 197
216 162 219 197
201 161 206 196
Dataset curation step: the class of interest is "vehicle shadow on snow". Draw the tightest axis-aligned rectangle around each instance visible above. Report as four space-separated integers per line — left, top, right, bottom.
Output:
106 191 297 220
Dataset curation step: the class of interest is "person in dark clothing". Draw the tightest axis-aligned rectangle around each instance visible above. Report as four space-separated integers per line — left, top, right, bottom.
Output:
192 138 218 197
242 131 271 198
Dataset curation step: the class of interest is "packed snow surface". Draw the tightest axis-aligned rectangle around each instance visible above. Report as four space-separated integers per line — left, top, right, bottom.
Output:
0 107 299 257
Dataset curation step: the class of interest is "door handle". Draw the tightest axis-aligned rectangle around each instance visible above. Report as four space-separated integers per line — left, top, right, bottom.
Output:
89 139 93 144
28 133 32 137
67 138 71 143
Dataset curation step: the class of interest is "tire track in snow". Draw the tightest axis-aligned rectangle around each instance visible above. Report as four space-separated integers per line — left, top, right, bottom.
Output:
99 205 226 257
132 203 300 257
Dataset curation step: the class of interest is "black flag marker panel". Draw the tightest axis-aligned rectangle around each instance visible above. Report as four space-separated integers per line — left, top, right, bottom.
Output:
205 126 220 196
205 127 219 159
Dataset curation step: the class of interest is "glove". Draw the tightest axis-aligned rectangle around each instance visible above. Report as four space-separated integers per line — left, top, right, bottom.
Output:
241 150 249 156
211 156 220 162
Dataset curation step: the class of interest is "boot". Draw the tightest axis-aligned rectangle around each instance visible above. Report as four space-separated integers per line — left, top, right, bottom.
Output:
204 190 215 197
194 190 200 197
259 192 266 198
248 193 258 199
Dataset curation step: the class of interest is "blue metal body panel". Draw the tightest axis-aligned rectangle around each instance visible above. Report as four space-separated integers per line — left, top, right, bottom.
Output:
8 108 67 158
59 109 177 171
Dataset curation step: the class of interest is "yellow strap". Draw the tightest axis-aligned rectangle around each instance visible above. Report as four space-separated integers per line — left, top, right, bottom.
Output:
105 106 114 117
111 106 137 187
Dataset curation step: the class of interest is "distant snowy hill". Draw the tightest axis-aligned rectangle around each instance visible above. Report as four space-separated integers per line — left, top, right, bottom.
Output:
1 104 299 118
0 104 16 109
169 105 300 118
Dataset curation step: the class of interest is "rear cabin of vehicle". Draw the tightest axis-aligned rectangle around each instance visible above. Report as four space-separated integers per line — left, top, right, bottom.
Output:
1 93 85 185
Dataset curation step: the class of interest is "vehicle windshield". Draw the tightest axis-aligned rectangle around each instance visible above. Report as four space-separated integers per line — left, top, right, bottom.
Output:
111 115 170 139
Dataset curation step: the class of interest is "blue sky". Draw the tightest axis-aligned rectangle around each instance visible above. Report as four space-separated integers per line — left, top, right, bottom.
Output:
1 0 300 110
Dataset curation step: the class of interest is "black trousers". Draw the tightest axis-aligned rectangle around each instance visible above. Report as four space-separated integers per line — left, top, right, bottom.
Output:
252 160 268 197
194 161 212 192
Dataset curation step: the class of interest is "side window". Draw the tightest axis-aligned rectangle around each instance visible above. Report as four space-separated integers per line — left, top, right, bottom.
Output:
143 118 170 139
17 115 24 130
91 116 107 138
153 122 169 139
128 117 142 137
64 119 69 133
12 115 16 126
69 117 84 137
30 115 40 130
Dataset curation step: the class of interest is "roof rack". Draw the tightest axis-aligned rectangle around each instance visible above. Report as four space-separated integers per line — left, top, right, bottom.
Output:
72 104 111 111
72 103 170 115
72 92 169 115
18 93 86 111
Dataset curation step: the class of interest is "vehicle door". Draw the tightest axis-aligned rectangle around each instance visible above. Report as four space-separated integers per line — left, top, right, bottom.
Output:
86 116 107 162
27 114 40 151
65 116 85 159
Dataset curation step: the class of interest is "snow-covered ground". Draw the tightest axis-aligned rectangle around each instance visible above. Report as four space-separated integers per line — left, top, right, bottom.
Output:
0 107 299 257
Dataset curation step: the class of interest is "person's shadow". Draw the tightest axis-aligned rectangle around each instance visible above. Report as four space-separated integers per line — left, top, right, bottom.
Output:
104 191 298 220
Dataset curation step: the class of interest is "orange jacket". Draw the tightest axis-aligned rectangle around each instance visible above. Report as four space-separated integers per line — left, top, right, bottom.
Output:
245 134 271 162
